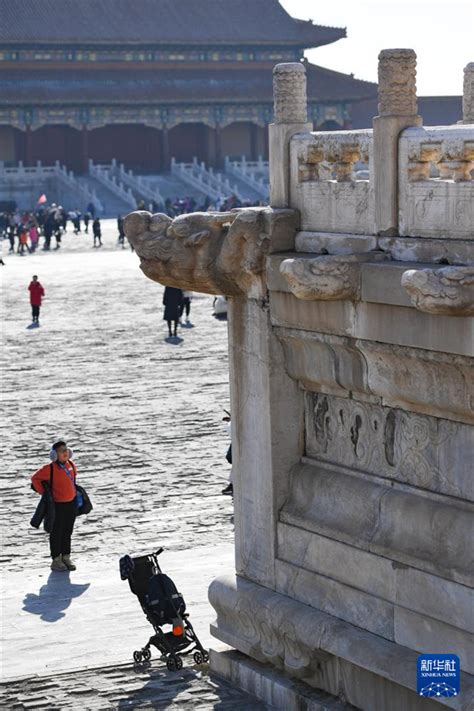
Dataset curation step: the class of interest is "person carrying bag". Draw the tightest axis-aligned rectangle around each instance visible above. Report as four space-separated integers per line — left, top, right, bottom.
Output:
31 440 92 571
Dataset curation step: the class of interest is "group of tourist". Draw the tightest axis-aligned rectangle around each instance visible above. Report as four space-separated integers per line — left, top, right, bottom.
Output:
0 202 112 254
1 192 263 256
159 193 263 217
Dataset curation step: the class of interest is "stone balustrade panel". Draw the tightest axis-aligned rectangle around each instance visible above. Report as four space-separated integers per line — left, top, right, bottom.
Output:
225 156 270 199
0 162 101 212
171 159 242 201
290 130 375 235
89 162 135 208
399 125 474 239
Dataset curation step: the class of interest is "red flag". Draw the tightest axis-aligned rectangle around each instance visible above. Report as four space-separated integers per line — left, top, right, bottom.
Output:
37 194 47 204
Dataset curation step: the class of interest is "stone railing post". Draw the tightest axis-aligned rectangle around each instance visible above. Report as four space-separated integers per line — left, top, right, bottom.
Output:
373 49 422 236
462 63 474 123
269 62 312 208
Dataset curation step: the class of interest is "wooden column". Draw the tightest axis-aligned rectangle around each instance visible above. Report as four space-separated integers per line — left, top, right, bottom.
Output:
161 125 170 171
81 125 89 174
25 125 33 166
205 126 215 167
250 123 259 161
215 122 223 168
263 124 269 161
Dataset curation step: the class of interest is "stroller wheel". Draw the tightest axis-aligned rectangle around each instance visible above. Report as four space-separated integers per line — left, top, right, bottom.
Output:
202 651 209 663
166 656 176 671
193 651 203 665
133 650 143 663
143 648 151 661
175 655 183 670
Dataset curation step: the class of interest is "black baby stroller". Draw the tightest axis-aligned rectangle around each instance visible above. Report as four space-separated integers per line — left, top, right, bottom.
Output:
120 547 209 671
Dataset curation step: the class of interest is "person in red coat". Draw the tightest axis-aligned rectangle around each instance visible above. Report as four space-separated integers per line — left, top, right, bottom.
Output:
28 275 44 325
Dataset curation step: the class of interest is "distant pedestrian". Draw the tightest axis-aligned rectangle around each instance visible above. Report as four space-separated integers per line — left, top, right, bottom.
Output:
92 217 102 247
222 411 233 496
179 291 193 324
163 286 183 338
7 221 15 252
28 274 44 324
18 228 31 255
43 212 55 250
83 212 91 233
53 206 63 249
31 441 79 572
29 224 39 252
117 215 125 248
87 201 96 218
70 209 81 234
74 210 81 233
59 206 67 232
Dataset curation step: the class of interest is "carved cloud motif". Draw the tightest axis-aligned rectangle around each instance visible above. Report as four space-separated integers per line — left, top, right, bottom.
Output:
280 255 360 300
280 254 389 301
401 266 474 316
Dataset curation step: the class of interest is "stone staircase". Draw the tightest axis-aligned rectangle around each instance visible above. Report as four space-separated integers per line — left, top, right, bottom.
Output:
0 161 102 213
224 156 269 201
76 176 134 217
219 170 264 203
138 173 208 203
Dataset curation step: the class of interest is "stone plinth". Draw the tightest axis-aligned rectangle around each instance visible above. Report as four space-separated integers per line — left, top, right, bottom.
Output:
208 48 474 711
126 47 474 711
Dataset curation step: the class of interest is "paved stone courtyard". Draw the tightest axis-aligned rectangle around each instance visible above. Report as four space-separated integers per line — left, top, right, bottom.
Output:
1 663 267 710
0 222 265 708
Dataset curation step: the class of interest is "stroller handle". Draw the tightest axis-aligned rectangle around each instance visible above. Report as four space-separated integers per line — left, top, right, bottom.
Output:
155 547 164 556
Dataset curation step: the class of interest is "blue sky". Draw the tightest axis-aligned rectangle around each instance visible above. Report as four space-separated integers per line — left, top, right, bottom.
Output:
280 0 473 96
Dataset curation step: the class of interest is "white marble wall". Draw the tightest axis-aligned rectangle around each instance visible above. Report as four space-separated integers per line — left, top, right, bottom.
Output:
208 54 474 710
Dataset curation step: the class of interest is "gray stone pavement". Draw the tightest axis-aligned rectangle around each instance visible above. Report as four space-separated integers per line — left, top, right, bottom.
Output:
0 223 263 708
1 663 267 709
1 221 234 569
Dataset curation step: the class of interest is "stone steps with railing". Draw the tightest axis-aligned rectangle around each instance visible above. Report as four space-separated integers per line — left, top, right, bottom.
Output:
224 155 269 200
108 159 165 208
0 160 103 213
88 159 136 211
171 157 243 202
75 176 133 217
136 173 206 203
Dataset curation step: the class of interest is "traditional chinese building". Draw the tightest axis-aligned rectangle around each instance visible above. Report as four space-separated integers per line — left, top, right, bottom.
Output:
0 0 378 173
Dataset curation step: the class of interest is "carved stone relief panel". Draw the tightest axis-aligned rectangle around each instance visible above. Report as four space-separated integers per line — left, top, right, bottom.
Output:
304 391 473 500
399 125 474 239
290 132 375 235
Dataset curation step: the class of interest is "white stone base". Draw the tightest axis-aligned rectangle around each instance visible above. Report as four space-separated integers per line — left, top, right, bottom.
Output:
210 646 353 711
209 575 473 711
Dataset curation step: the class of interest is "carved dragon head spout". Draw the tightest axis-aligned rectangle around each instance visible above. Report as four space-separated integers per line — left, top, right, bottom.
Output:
124 207 298 298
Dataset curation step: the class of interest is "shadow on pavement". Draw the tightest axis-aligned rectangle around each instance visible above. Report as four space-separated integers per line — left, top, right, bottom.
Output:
117 665 195 709
23 571 90 622
117 664 259 709
164 336 184 345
